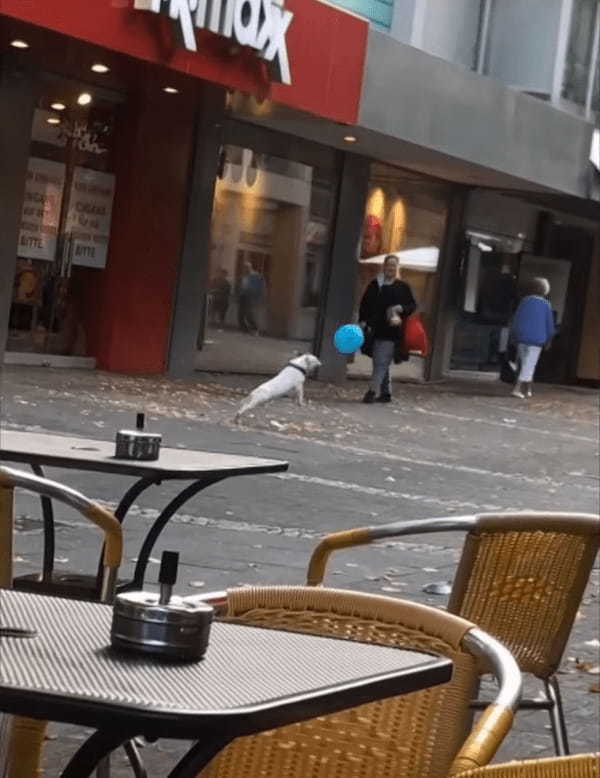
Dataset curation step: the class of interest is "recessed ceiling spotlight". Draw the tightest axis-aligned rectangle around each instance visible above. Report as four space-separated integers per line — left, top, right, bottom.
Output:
10 39 29 49
163 86 179 94
50 102 66 111
47 117 61 125
77 92 92 106
91 63 110 73
343 135 358 143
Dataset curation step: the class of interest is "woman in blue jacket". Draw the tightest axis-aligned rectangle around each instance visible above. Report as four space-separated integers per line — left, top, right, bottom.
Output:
510 277 555 399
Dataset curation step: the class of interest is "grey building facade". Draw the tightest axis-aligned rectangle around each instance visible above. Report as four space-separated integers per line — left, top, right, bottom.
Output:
224 0 599 385
3 0 598 385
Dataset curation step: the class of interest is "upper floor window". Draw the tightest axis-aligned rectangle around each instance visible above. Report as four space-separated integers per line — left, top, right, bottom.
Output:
329 0 394 30
562 0 600 112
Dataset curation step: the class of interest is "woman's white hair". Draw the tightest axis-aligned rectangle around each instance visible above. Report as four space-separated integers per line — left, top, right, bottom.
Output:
531 277 551 296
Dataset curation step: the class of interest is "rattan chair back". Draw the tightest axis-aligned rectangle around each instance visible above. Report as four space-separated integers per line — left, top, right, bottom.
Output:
197 586 518 778
448 514 600 678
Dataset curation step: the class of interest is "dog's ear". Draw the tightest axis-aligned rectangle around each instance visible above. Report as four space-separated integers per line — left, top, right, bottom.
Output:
293 349 301 357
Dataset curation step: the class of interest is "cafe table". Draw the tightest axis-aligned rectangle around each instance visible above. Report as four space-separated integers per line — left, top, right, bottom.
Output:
0 429 288 594
0 589 453 778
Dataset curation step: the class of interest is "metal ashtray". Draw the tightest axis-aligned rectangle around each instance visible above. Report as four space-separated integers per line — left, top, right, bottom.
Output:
115 413 161 461
111 552 213 662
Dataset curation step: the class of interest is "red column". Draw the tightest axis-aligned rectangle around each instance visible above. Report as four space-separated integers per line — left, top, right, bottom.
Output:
90 78 197 373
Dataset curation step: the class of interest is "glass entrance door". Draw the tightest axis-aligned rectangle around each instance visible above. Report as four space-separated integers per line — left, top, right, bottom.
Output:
450 239 519 373
197 143 336 374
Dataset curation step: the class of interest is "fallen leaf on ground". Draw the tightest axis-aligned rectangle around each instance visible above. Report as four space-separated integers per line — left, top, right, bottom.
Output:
589 684 600 693
574 659 600 673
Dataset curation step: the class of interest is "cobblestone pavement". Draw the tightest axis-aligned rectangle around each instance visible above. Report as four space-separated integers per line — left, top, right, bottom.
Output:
1 365 598 775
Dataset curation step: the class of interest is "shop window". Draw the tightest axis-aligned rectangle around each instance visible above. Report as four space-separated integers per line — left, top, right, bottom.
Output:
198 144 336 374
330 0 394 29
7 76 118 358
349 163 450 382
562 0 600 108
422 0 483 71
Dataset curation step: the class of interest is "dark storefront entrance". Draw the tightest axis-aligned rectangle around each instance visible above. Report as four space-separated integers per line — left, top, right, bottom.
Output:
450 218 595 385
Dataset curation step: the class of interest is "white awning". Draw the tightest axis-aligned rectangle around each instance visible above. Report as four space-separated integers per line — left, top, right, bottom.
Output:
359 246 439 272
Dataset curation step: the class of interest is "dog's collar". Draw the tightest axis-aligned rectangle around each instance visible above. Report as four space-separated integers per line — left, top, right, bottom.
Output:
286 362 307 376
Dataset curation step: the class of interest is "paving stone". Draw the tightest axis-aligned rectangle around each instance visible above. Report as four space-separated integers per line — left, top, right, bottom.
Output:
2 365 598 774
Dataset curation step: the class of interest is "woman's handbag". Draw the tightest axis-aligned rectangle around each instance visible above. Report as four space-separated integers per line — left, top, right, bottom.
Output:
403 314 429 355
499 343 518 383
360 325 375 357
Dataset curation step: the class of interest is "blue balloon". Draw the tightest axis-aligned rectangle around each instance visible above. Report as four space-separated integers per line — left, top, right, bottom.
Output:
333 324 364 355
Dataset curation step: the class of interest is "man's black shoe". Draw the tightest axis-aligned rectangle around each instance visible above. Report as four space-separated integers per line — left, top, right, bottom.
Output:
377 393 392 403
362 390 375 404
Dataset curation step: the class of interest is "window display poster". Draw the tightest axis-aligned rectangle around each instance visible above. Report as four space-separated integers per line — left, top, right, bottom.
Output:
66 167 115 269
18 157 66 261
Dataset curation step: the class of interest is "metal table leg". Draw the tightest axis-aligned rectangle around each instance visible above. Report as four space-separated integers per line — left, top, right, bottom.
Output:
96 476 159 593
114 477 160 524
30 464 55 583
128 476 227 591
60 729 138 778
167 735 234 778
124 740 148 778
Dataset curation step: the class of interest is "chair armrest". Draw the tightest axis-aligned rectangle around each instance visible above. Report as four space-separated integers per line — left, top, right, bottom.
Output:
449 628 522 775
0 466 122 601
306 516 478 586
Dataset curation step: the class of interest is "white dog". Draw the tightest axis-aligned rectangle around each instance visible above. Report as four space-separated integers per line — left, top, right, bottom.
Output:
235 353 321 422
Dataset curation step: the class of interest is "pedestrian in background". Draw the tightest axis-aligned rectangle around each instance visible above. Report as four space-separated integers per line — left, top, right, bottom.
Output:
209 268 231 327
510 276 555 399
359 255 416 403
237 261 265 335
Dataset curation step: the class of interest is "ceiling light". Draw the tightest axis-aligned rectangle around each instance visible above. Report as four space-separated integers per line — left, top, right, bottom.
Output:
47 117 61 125
91 63 110 73
50 102 66 111
10 39 29 49
343 135 358 143
77 92 92 106
163 86 179 94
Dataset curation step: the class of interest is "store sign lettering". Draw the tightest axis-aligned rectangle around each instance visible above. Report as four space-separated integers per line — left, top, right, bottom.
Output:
134 0 293 85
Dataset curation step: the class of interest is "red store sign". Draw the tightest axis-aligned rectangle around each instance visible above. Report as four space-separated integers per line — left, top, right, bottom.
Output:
0 0 368 124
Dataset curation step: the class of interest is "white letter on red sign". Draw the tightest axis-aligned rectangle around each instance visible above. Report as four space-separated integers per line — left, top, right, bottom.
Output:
261 0 293 85
233 0 261 48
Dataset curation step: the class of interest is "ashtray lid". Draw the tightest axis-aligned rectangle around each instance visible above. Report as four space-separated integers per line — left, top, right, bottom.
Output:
116 430 162 441
114 591 213 625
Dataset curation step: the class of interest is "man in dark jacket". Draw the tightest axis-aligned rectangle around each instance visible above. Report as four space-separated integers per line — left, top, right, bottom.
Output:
359 255 416 403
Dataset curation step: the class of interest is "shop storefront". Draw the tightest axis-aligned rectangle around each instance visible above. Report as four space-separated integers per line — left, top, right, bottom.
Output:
2 2 597 387
0 0 368 374
348 164 452 383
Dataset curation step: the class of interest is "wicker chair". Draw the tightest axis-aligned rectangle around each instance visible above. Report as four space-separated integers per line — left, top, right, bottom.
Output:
456 752 600 777
0 466 123 778
194 585 521 778
306 512 600 757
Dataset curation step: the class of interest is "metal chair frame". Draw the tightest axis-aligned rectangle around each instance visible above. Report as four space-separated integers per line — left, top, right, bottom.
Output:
306 512 600 757
0 466 144 778
194 585 522 778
